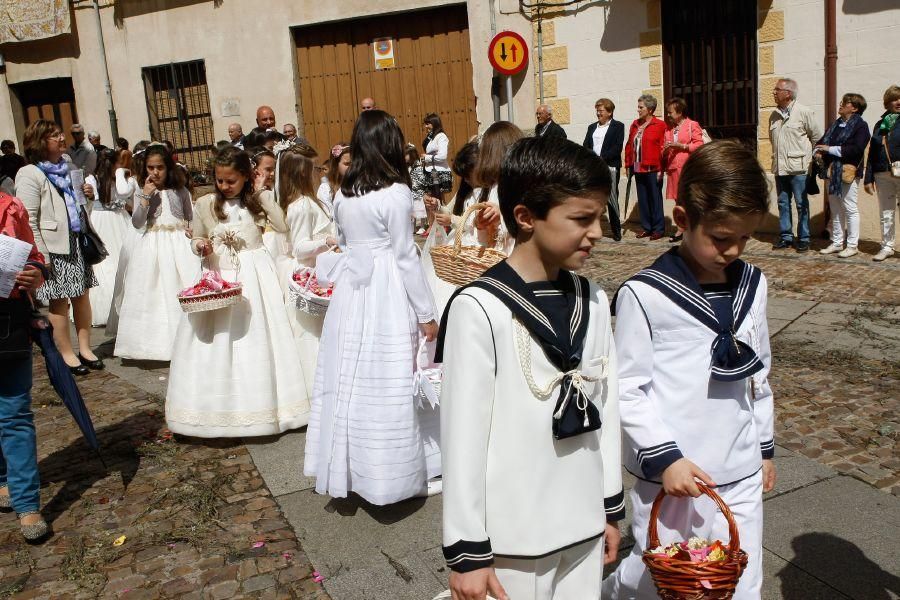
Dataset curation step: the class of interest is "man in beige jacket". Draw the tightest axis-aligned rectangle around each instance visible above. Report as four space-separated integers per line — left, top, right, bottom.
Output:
769 78 822 251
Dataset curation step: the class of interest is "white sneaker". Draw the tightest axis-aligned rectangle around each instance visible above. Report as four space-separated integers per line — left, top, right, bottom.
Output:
837 246 858 258
426 479 443 497
416 228 426 235
819 243 843 255
873 247 895 261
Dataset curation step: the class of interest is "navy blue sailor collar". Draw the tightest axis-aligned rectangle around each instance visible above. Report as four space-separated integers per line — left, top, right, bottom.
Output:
625 247 764 382
436 259 591 371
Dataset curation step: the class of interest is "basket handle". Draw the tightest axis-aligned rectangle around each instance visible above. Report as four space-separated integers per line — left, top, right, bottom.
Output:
453 201 497 257
646 483 742 559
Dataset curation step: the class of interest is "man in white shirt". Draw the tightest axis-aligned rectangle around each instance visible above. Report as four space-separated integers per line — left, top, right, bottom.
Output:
769 78 822 252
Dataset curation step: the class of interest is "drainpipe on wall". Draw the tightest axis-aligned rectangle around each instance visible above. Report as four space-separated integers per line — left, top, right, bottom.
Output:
537 10 544 105
824 0 837 130
489 0 502 122
92 0 119 141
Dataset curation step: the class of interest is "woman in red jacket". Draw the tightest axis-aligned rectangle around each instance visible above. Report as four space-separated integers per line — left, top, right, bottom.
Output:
625 94 667 239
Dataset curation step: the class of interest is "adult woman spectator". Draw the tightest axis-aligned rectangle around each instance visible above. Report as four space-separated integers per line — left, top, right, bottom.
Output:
0 188 50 541
815 93 871 259
422 113 452 197
625 94 667 239
583 98 625 240
14 119 102 376
864 84 900 262
661 97 705 242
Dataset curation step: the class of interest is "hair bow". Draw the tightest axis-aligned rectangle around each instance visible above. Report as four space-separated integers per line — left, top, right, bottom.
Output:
331 144 348 158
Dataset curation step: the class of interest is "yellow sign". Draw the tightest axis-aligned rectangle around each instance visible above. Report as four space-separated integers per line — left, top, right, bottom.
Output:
374 38 395 70
488 31 528 76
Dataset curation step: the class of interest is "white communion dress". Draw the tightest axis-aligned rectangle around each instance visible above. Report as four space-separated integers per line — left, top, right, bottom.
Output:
165 197 310 438
113 187 196 360
304 183 440 505
87 172 136 327
285 195 335 399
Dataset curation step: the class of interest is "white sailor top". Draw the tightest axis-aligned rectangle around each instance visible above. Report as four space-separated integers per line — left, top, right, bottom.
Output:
437 262 624 573
613 249 775 488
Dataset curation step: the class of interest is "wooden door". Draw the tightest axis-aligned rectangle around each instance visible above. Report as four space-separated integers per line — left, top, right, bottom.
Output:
662 0 757 149
294 5 478 161
14 78 78 147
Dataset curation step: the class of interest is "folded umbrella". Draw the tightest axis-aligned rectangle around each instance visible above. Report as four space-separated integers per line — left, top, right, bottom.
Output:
30 316 106 467
622 171 634 226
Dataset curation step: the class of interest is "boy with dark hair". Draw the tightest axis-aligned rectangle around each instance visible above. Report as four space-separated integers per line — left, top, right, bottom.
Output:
436 136 624 600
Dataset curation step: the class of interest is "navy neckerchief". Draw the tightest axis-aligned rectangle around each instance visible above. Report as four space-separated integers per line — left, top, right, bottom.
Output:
436 260 600 439
622 247 764 382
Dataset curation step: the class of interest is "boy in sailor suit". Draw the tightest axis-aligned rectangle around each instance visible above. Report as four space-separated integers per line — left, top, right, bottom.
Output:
436 136 624 600
602 141 777 599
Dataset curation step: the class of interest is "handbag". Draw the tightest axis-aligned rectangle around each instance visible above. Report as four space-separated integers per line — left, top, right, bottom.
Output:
841 164 857 184
78 206 108 265
885 136 900 179
805 160 820 195
0 297 33 361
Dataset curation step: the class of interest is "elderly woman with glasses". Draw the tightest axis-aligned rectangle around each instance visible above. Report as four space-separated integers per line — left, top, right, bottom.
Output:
15 120 102 376
625 94 668 239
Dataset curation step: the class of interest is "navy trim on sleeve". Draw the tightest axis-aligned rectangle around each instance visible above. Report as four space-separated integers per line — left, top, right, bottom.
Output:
760 439 775 460
604 489 626 522
443 539 494 573
637 441 684 478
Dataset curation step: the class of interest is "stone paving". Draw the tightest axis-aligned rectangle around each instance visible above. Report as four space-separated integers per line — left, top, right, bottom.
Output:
0 363 329 599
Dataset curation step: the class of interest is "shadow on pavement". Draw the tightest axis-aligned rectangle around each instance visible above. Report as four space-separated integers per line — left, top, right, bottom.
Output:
324 493 428 524
777 532 900 600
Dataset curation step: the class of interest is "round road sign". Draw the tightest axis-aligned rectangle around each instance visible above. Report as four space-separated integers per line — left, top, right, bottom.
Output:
488 31 529 76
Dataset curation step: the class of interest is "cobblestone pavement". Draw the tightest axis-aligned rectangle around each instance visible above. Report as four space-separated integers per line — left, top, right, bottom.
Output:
0 364 330 599
582 230 900 497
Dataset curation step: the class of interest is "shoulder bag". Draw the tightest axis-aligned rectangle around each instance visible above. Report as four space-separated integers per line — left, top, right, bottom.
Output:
78 206 109 265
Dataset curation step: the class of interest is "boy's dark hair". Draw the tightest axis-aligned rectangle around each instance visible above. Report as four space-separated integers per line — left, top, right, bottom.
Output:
678 140 769 228
341 110 411 197
498 136 611 237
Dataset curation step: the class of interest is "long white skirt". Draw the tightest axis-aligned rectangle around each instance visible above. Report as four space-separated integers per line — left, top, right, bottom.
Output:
304 248 440 505
165 248 310 437
113 227 196 361
88 208 133 327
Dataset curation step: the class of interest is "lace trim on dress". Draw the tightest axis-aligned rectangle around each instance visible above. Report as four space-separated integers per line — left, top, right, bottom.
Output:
166 402 311 426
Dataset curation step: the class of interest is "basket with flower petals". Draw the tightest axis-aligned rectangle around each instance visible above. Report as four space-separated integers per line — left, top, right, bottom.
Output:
178 271 243 313
289 267 333 316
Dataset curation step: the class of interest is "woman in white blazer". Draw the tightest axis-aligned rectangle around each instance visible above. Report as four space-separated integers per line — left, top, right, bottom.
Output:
16 120 102 375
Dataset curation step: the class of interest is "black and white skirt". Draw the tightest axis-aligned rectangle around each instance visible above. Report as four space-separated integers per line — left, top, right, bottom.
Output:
37 231 98 302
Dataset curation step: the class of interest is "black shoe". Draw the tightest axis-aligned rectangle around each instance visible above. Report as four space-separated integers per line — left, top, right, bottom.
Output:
78 354 105 370
612 232 622 241
773 240 792 249
795 241 810 252
69 364 90 376
669 233 683 243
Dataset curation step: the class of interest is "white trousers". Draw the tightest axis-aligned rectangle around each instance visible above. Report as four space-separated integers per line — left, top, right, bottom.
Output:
495 536 605 600
602 471 763 600
874 171 900 250
828 179 860 248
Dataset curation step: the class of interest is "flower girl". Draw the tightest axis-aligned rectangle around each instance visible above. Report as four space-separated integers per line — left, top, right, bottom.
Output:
165 146 309 437
113 143 195 360
274 142 337 398
304 110 439 505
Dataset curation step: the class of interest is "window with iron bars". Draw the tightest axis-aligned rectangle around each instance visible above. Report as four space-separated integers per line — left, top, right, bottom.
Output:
662 0 758 150
142 60 215 181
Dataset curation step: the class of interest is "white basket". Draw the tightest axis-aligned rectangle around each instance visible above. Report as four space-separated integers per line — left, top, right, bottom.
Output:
289 267 331 316
178 286 243 313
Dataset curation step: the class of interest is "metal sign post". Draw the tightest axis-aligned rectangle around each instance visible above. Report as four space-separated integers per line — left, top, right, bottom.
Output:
488 31 529 124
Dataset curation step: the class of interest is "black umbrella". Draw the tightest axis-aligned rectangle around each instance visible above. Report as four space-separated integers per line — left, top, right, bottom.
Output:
30 316 106 467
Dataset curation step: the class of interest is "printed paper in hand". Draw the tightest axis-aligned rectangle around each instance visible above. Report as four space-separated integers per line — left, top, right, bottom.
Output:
0 234 32 298
70 168 87 206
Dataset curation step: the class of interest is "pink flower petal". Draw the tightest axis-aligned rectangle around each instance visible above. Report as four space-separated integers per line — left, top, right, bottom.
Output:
252 541 266 548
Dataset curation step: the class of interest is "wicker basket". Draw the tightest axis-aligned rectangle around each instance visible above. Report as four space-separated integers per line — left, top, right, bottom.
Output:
643 484 748 599
430 202 507 287
288 268 331 316
178 286 243 313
